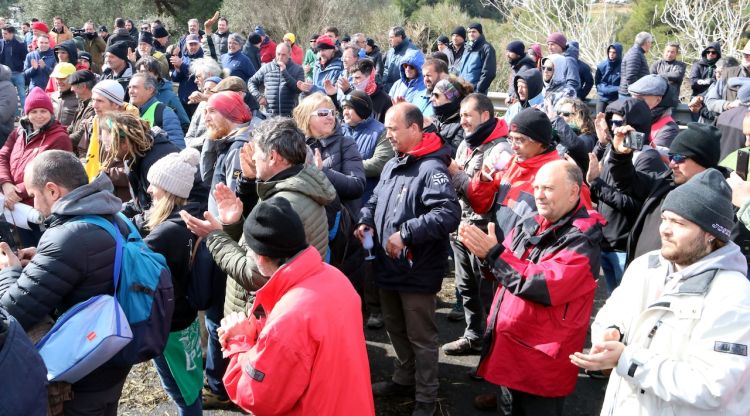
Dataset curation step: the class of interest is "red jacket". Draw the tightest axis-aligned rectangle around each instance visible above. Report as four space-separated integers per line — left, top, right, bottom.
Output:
223 246 375 416
290 44 303 65
259 39 277 64
0 121 72 206
477 202 603 397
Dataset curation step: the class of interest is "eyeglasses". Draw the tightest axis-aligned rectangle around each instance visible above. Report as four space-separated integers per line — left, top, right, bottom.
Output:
668 153 689 164
706 50 718 56
542 66 554 72
559 111 574 117
313 108 335 117
508 135 531 145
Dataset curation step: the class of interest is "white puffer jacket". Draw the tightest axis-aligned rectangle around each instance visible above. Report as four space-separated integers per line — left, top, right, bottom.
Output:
592 243 750 416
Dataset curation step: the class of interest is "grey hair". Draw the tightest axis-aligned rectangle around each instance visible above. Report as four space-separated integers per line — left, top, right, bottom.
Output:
635 32 654 46
188 18 199 26
190 57 222 78
228 32 245 46
131 72 158 94
253 117 308 165
562 162 583 188
28 150 88 191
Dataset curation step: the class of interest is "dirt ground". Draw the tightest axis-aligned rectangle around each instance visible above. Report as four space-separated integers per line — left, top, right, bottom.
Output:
117 275 609 415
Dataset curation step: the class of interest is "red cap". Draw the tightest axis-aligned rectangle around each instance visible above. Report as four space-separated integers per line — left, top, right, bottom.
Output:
32 22 49 33
206 91 251 124
316 35 336 50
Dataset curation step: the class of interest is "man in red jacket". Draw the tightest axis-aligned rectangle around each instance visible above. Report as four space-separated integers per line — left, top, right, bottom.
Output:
219 197 374 416
460 160 603 415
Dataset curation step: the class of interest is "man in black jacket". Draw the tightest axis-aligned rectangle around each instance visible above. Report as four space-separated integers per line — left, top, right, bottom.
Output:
618 32 653 99
606 122 721 263
0 150 131 414
357 103 460 416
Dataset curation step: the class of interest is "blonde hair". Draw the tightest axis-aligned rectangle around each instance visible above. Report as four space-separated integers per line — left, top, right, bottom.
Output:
292 92 335 138
145 191 186 231
99 111 153 168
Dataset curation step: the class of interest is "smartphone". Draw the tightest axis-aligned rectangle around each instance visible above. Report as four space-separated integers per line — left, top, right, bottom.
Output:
0 221 18 253
736 149 750 180
623 131 645 150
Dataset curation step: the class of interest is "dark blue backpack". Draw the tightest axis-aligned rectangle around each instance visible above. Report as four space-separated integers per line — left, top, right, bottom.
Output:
72 213 175 365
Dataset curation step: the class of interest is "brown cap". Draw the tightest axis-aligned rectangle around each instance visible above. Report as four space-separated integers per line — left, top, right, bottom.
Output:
210 76 247 93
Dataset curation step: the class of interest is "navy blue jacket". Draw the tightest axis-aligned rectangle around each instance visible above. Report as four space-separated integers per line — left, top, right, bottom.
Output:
138 96 185 149
359 133 461 293
457 35 497 94
341 116 385 202
619 44 649 96
566 42 593 100
221 50 256 83
171 48 204 105
23 48 56 89
0 37 27 73
595 43 623 103
0 308 47 416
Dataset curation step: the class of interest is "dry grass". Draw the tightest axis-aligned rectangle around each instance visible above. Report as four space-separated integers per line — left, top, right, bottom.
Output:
118 362 171 414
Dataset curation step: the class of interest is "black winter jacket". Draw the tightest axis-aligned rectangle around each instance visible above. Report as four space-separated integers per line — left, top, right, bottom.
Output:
359 133 461 293
249 60 304 116
618 44 649 96
689 42 721 97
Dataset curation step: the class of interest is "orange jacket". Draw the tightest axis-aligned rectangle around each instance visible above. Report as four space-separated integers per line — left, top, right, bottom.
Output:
223 246 375 415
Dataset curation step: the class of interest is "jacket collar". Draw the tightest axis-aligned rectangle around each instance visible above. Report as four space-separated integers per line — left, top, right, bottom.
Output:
252 246 321 314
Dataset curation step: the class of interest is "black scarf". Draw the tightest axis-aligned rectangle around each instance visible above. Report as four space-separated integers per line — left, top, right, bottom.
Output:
433 99 461 122
464 118 498 149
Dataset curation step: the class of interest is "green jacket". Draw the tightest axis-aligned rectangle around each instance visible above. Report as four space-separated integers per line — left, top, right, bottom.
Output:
206 165 337 315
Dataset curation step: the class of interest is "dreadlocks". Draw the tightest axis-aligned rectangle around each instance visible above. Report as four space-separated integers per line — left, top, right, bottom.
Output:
99 111 154 168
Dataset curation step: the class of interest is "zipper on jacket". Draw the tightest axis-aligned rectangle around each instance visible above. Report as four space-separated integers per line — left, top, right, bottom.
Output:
393 185 406 214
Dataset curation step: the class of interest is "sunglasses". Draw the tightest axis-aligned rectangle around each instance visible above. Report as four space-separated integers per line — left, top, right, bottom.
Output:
402 64 416 70
609 119 624 128
314 108 335 117
559 111 574 117
668 153 689 164
706 50 718 55
542 66 554 72
431 92 443 98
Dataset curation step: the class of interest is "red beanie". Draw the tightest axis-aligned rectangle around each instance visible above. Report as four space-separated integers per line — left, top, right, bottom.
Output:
32 22 49 33
24 87 53 115
207 91 251 124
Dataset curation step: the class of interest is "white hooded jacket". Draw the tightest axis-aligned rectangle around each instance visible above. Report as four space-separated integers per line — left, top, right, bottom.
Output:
592 243 750 416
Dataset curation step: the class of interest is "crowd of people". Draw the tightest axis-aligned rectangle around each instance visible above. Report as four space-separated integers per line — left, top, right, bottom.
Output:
0 11 748 416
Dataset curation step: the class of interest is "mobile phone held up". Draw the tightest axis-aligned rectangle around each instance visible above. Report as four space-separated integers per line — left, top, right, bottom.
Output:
623 131 645 151
736 149 750 180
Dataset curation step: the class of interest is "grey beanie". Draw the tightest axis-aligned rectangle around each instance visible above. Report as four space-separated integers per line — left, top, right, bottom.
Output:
147 148 200 198
662 168 735 242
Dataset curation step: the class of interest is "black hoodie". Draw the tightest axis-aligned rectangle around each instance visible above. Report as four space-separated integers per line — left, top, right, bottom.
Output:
512 68 543 106
54 39 78 64
590 98 667 251
508 55 537 97
689 41 722 96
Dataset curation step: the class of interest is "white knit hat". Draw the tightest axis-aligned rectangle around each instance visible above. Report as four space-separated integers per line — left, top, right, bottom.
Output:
147 148 200 198
92 79 125 106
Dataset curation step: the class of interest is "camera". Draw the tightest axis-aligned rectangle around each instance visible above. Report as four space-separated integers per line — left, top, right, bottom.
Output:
623 131 645 150
736 149 750 180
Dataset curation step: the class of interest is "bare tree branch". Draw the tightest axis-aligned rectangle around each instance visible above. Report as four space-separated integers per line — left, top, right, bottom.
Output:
660 0 750 57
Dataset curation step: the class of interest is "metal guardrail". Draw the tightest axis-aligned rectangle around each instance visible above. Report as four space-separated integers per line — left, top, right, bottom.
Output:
487 92 694 126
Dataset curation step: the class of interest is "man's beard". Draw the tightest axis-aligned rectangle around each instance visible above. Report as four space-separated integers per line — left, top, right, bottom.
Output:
661 234 712 268
207 121 232 141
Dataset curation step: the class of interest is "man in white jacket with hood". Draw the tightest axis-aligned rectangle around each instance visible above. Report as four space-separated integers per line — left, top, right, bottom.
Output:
571 168 750 415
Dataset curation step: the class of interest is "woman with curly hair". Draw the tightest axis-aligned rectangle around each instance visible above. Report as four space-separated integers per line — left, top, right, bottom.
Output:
99 111 182 216
429 75 474 154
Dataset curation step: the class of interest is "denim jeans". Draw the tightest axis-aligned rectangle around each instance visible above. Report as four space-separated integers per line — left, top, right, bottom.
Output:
10 72 25 115
452 238 494 341
601 250 627 294
153 354 203 416
204 305 229 399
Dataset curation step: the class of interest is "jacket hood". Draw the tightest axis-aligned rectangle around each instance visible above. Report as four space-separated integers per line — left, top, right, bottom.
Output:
513 68 543 101
55 40 79 63
542 54 567 84
0 64 10 82
512 55 536 70
608 43 623 64
605 98 652 137
394 38 412 54
701 41 722 60
666 241 747 280
50 173 123 218
565 41 580 60
403 132 452 166
113 28 130 37
260 164 337 206
398 49 425 83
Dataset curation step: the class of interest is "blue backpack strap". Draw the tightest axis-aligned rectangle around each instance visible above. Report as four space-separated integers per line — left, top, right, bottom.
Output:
70 215 124 293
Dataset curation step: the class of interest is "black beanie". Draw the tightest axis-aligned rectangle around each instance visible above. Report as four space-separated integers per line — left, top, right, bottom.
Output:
248 33 262 45
342 90 373 120
139 31 153 46
106 41 130 62
669 122 721 169
509 108 552 146
243 197 308 259
468 22 483 35
662 168 735 242
506 40 525 56
452 26 466 40
152 25 168 39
